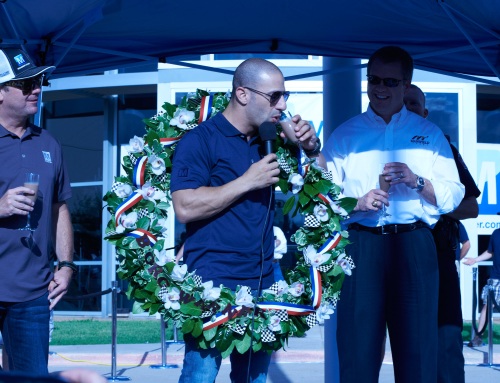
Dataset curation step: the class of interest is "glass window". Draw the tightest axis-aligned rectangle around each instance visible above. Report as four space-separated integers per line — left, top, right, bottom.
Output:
425 92 459 147
477 92 500 144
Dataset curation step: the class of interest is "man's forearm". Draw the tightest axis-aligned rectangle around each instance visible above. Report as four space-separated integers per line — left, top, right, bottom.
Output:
52 202 74 262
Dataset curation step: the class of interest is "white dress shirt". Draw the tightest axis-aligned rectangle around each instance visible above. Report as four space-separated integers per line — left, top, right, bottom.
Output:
322 105 465 227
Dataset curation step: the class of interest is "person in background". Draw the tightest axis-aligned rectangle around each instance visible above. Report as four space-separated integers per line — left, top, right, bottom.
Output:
0 47 75 374
456 222 471 272
171 58 319 383
404 84 480 383
463 227 500 347
320 46 464 383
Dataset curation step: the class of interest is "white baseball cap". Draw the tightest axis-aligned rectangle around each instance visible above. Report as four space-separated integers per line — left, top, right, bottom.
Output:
0 48 55 83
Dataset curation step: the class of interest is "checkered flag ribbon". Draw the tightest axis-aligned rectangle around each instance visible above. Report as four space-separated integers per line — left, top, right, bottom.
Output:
321 169 333 181
201 309 215 319
317 261 334 273
266 282 281 295
304 214 321 228
158 286 168 301
111 182 125 193
137 208 149 219
261 328 277 343
229 323 247 336
106 229 121 236
192 275 203 287
186 122 198 130
277 157 292 174
342 256 356 270
274 309 289 322
306 313 319 327
154 173 168 184
128 153 139 166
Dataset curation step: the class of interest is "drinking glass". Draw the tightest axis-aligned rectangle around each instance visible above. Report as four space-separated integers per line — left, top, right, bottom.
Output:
377 164 391 218
279 111 301 148
19 172 40 231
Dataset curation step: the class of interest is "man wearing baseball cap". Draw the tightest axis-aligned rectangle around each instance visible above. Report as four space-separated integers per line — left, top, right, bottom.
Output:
0 47 75 374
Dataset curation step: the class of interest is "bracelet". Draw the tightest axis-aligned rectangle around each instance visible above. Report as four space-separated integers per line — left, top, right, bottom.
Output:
58 261 78 275
303 138 322 157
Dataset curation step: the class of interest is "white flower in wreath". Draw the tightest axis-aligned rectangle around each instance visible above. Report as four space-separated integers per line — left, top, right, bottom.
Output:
129 135 145 153
235 288 254 308
288 173 304 194
171 108 195 130
276 280 289 296
171 264 188 281
289 282 305 297
157 218 169 234
304 245 330 268
149 154 166 175
268 315 281 332
163 287 181 310
114 183 133 198
313 204 329 222
154 248 175 266
140 182 166 201
202 281 221 301
330 202 348 217
336 253 353 276
119 212 138 230
316 304 334 324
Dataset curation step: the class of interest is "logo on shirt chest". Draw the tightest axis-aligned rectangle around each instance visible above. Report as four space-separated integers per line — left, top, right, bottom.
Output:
410 135 430 146
42 151 52 163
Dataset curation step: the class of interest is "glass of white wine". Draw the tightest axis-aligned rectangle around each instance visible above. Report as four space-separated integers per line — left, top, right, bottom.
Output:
377 164 391 218
19 172 40 231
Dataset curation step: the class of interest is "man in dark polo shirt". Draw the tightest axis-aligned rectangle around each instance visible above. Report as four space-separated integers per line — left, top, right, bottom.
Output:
171 58 320 383
0 48 74 374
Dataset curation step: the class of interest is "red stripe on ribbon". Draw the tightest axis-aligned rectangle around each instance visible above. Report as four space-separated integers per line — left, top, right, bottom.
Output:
160 136 183 147
317 232 342 255
198 95 213 124
132 156 148 188
115 192 143 226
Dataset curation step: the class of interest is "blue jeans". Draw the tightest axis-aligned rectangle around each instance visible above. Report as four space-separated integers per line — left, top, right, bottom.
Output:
179 335 272 383
0 292 50 374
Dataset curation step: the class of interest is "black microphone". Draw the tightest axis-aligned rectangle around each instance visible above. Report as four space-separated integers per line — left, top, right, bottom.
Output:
259 122 277 155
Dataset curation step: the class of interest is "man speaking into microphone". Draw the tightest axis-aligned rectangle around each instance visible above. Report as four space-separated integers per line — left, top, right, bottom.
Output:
171 58 318 383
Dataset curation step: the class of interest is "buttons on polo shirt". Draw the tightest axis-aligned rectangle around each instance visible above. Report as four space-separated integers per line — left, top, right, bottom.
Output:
22 154 26 158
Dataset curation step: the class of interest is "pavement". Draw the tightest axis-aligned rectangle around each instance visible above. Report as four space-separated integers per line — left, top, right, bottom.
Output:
41 325 500 383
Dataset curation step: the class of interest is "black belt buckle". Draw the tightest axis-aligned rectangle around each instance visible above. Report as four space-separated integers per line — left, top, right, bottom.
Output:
380 224 394 235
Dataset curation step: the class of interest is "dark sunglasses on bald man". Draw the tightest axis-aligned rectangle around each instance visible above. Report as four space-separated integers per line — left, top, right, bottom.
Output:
3 76 44 94
366 75 403 88
243 87 290 107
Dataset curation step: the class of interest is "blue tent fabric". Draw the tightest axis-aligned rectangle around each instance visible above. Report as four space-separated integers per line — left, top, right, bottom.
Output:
0 0 499 79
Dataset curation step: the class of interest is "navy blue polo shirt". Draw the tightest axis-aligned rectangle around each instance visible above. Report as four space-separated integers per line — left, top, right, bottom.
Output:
171 113 274 290
0 124 72 302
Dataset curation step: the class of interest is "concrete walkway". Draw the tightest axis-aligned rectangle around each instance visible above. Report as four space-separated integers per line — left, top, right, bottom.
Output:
45 325 500 382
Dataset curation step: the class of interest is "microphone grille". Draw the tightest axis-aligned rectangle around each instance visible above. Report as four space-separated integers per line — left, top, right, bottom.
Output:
259 122 277 141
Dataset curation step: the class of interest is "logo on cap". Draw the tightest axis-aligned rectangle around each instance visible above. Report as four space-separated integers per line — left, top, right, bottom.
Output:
14 54 26 67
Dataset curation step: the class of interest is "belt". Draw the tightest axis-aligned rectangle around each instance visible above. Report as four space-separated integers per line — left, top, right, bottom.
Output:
348 221 430 235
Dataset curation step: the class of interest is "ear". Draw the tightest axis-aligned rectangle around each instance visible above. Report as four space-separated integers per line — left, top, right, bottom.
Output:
423 108 429 119
234 87 249 106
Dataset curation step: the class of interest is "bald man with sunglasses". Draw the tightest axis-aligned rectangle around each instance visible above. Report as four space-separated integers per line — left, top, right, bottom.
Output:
171 58 318 383
319 46 464 383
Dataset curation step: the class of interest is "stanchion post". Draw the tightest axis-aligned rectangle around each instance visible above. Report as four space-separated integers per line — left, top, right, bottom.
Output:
150 314 180 369
107 280 130 381
487 280 494 366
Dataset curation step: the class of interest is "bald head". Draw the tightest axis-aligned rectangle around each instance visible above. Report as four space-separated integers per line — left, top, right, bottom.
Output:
232 58 283 92
404 84 428 118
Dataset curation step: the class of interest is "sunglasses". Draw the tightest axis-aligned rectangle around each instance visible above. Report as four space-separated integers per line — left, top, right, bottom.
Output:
243 87 290 106
3 76 44 94
366 75 404 88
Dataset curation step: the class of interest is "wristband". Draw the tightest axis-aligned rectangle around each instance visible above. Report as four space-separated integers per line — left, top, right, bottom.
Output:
303 138 322 157
58 261 78 275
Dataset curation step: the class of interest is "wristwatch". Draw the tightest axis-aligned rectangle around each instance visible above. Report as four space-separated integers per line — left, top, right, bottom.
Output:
412 174 425 192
